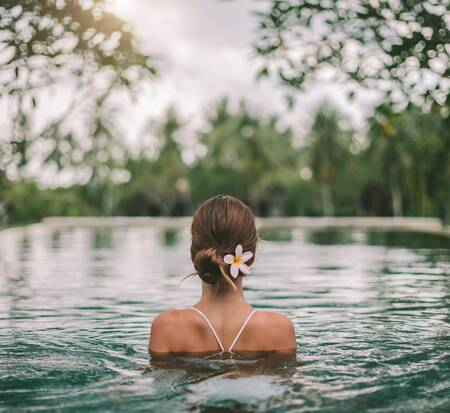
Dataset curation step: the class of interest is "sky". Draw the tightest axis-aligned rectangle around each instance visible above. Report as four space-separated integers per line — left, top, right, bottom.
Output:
108 0 380 145
1 0 382 185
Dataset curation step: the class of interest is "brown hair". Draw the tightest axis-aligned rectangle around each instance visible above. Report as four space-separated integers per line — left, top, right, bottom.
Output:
190 195 258 291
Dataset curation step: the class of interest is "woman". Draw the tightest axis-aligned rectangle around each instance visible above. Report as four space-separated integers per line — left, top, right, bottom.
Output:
149 195 297 358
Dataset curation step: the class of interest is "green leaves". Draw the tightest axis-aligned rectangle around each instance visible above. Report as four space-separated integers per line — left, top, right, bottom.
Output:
2 0 156 174
256 67 270 79
254 0 450 106
189 99 300 215
366 102 449 217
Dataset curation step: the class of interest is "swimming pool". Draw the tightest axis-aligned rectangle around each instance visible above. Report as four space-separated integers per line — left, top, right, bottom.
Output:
1 223 449 412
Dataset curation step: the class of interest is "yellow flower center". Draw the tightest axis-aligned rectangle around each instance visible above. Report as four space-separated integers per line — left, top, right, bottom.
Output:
233 256 241 265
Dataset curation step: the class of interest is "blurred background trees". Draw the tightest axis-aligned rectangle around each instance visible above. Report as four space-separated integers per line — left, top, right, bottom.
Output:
366 102 449 220
188 99 300 216
2 98 447 224
0 0 155 176
305 105 352 216
253 0 449 223
0 1 448 225
254 0 449 106
117 108 190 216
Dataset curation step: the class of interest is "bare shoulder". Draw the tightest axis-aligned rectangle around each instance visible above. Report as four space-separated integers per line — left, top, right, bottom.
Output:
251 311 297 351
254 311 295 334
149 309 195 353
151 309 187 326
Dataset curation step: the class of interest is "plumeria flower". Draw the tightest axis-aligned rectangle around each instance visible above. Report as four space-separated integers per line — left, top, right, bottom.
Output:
223 244 253 278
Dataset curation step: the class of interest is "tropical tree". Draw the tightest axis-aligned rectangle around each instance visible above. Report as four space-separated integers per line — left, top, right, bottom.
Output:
429 103 450 225
399 104 448 216
254 0 449 106
117 108 190 216
304 104 352 216
189 99 300 215
0 0 156 176
366 106 410 216
366 102 449 218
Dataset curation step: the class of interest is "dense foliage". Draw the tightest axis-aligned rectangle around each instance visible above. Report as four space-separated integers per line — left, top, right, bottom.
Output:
1 101 448 225
0 1 448 227
255 0 450 106
0 0 155 174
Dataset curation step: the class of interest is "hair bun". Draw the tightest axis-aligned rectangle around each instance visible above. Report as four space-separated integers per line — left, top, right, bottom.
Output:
193 248 225 285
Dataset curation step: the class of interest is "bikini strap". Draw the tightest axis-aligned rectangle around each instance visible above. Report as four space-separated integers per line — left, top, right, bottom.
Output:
191 307 225 352
228 309 256 352
191 307 257 353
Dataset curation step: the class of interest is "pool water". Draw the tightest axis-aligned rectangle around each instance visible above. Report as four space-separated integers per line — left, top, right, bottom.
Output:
0 224 449 412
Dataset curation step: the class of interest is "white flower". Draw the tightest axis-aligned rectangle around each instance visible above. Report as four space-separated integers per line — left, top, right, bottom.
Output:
223 244 253 278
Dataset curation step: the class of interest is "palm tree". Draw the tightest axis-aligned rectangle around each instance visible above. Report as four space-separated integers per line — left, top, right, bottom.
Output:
370 103 449 221
306 104 351 216
190 99 300 215
366 105 413 217
119 108 189 216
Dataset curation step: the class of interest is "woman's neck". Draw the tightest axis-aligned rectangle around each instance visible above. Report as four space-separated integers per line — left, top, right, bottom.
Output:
195 279 250 310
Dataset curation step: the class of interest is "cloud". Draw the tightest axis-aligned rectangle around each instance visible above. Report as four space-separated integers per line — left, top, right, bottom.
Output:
112 0 378 133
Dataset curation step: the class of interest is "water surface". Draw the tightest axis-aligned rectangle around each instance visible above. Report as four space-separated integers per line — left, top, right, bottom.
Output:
0 224 449 412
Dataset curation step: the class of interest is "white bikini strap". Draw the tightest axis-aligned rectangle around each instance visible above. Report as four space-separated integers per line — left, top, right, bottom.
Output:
228 310 256 352
191 307 225 352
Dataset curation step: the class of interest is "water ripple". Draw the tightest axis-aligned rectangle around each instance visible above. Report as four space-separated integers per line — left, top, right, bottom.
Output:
0 225 449 412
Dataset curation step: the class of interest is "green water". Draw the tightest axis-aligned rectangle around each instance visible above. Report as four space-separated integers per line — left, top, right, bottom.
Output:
0 224 449 412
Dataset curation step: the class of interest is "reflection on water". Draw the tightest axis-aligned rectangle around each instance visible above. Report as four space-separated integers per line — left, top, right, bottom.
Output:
0 224 449 412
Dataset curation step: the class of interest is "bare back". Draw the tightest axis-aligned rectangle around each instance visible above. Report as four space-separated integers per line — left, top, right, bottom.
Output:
149 308 297 356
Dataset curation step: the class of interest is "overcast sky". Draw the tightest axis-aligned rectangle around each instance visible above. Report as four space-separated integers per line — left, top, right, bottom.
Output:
109 0 380 142
1 0 382 185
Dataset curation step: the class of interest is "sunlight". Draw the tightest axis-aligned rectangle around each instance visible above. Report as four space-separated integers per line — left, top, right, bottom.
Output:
108 0 131 15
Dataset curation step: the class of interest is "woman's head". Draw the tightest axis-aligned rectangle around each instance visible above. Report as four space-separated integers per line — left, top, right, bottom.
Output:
190 195 257 291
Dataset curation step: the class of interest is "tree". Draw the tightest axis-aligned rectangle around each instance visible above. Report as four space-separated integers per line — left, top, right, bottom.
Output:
304 104 351 216
366 106 410 216
189 99 300 215
117 108 190 216
366 102 449 218
255 0 449 106
0 0 156 176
